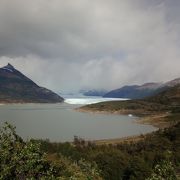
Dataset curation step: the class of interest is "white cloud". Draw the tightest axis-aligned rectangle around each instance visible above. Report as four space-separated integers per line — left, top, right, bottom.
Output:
0 0 180 92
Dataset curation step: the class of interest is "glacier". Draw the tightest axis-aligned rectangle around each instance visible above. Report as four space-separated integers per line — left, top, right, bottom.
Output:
64 97 128 105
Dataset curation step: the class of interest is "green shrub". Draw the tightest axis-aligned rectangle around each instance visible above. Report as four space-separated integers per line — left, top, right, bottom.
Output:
0 122 102 180
0 122 55 179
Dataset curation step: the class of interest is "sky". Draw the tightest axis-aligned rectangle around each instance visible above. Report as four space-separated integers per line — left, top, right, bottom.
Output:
0 0 180 93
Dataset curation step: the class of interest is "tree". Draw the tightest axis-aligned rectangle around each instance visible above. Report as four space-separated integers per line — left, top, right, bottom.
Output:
146 151 177 180
0 122 55 179
0 122 102 179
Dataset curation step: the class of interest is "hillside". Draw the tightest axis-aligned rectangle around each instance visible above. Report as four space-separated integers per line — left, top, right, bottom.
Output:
80 85 180 115
146 84 180 107
0 63 64 103
103 78 180 99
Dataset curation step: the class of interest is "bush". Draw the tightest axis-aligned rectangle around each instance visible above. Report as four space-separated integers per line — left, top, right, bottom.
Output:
146 159 177 180
0 122 102 179
0 122 55 179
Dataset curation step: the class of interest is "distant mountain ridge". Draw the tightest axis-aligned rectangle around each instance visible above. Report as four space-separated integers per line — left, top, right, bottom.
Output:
79 84 180 117
0 63 64 103
79 89 108 97
103 78 180 99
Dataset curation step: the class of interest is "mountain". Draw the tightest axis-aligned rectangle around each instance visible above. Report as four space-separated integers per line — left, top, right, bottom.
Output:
103 83 163 99
164 78 180 87
79 89 108 96
103 78 180 99
146 84 180 108
0 63 64 103
80 84 180 117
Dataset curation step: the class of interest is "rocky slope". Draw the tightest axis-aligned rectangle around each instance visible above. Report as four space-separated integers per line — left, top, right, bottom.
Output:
103 78 180 99
0 63 64 103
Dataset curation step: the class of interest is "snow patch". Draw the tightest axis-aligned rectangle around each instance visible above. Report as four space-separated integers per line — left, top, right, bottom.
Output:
2 67 13 72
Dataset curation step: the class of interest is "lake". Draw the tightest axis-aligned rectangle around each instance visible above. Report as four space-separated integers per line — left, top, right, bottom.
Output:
0 99 157 142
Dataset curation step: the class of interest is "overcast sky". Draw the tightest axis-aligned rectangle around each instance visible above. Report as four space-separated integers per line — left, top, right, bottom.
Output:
0 0 180 92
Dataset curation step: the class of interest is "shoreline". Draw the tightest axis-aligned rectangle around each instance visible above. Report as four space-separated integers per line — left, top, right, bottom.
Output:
93 133 150 145
0 102 64 105
135 113 172 129
76 108 174 145
76 107 141 116
77 107 171 129
0 102 173 145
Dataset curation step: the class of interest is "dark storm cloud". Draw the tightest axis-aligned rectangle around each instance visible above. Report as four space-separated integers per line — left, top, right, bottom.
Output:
0 0 180 91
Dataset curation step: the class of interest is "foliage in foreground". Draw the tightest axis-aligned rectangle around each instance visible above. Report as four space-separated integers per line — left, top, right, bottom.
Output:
0 122 102 179
0 121 179 179
146 158 177 180
38 122 180 180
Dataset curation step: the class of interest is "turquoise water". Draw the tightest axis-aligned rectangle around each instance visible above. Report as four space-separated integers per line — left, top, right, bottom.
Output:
0 103 156 142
